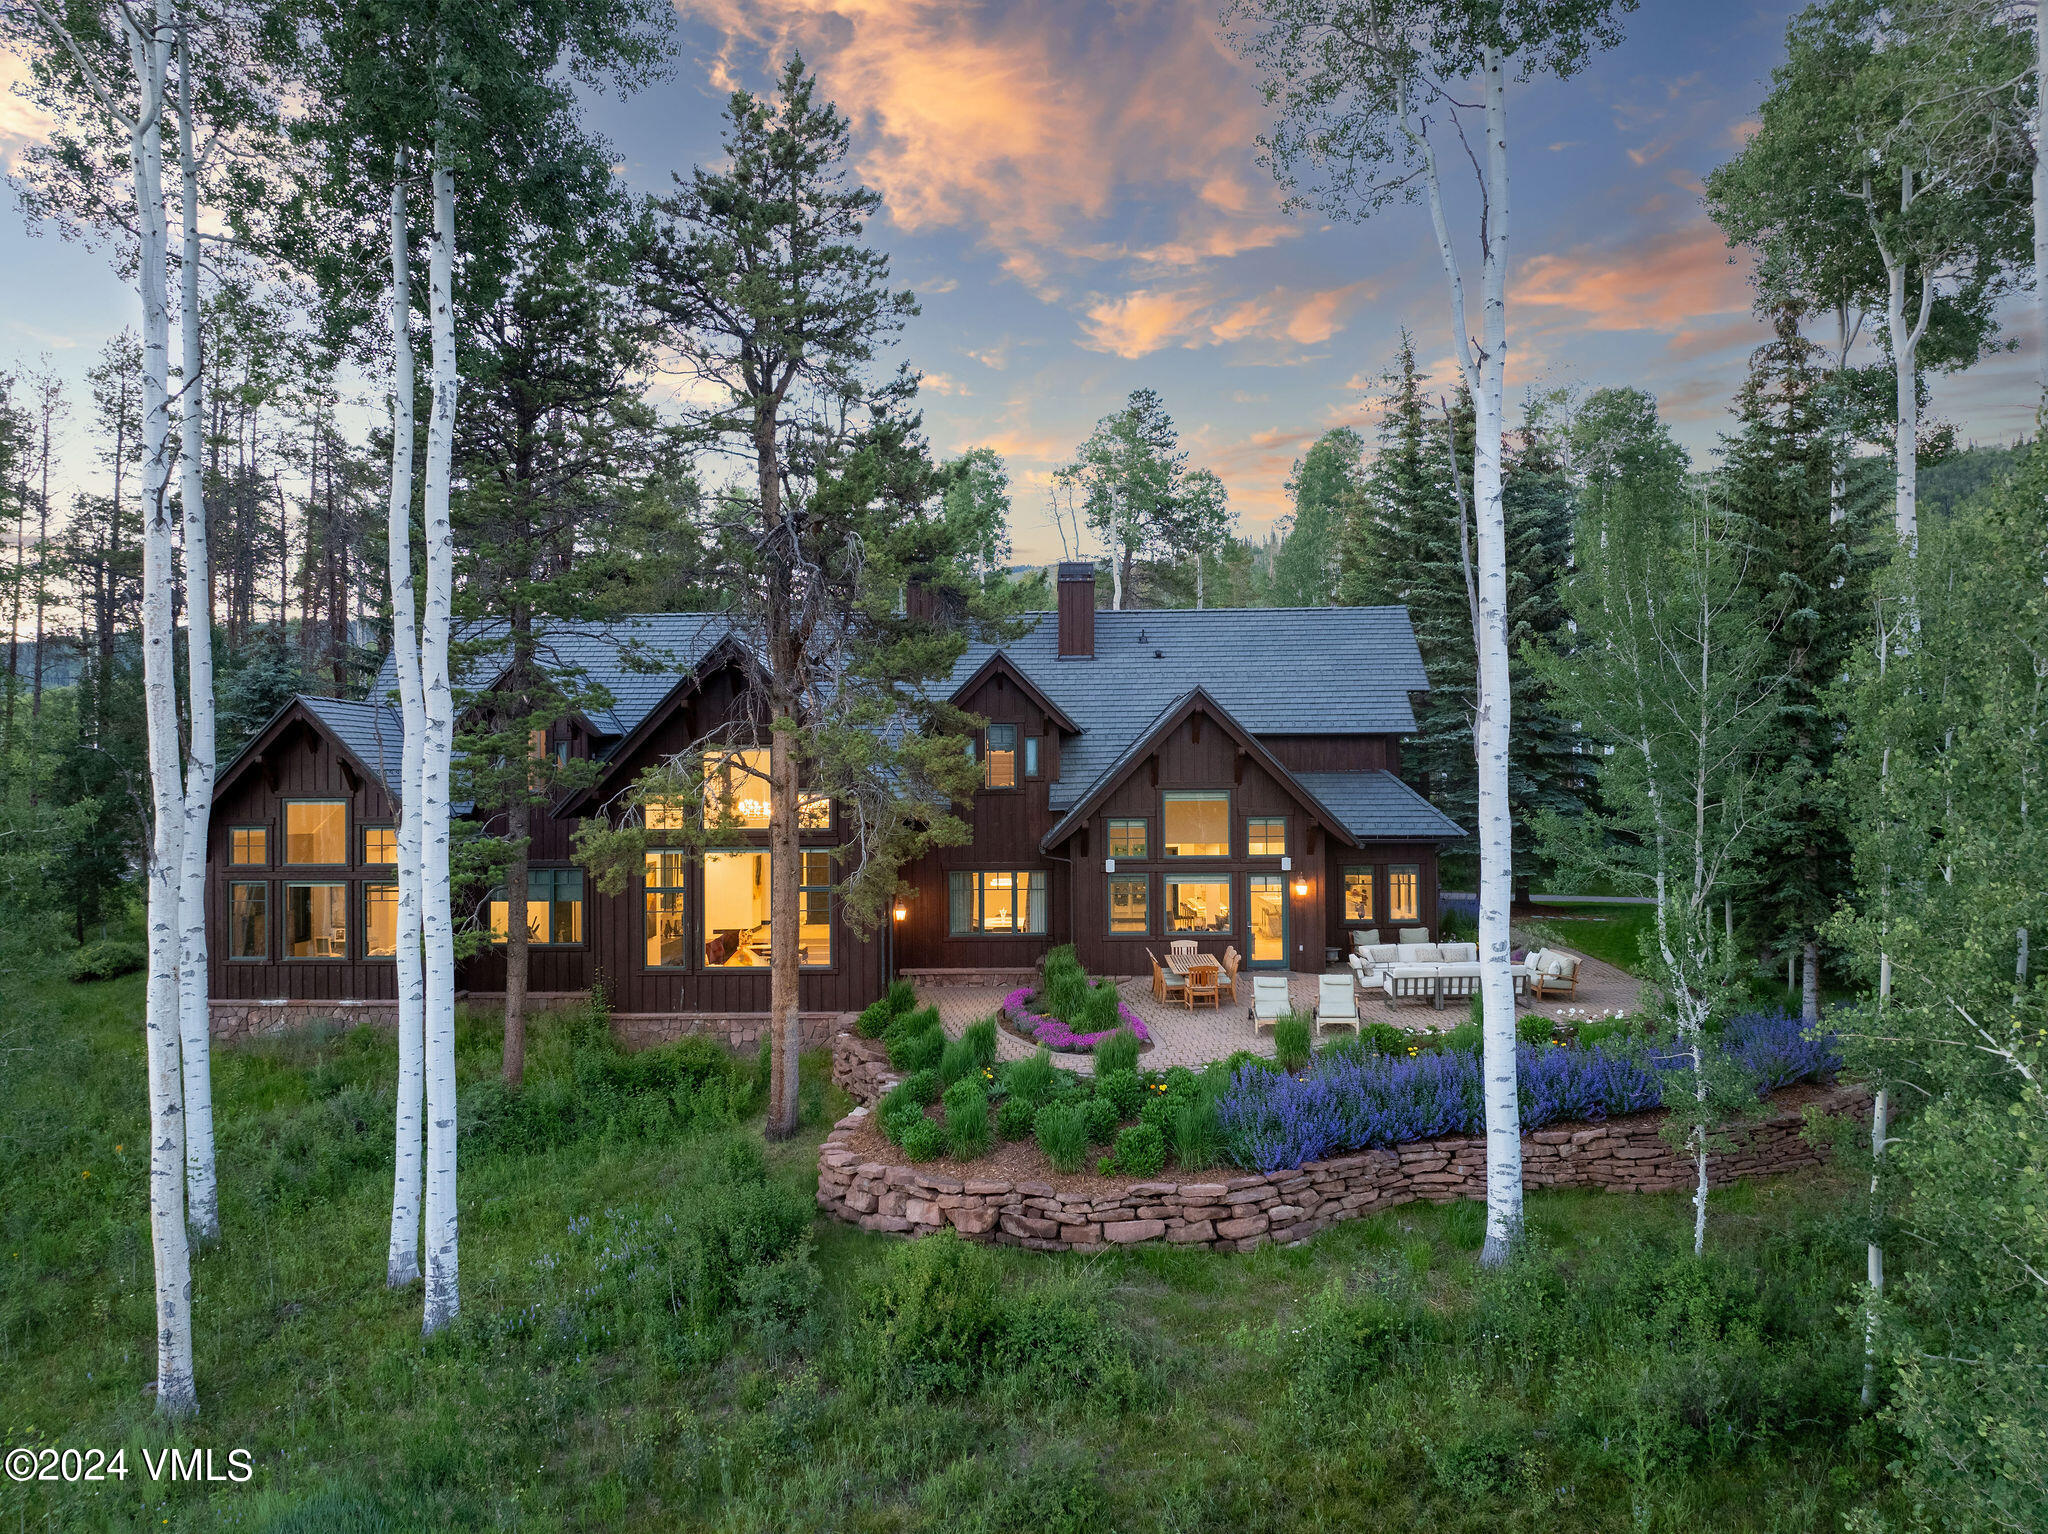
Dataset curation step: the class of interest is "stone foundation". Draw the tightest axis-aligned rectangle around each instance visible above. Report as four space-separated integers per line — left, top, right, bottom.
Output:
610 1010 850 1053
820 1031 1865 1253
212 995 852 1055
897 967 1042 989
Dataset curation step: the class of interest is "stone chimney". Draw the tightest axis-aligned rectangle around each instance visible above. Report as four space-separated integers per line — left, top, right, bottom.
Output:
1057 561 1096 659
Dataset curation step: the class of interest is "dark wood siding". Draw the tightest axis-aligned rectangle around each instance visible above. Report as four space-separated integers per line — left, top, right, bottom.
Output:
1260 735 1395 773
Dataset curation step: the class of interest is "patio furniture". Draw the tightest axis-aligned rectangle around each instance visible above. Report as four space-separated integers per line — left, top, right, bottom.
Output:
1150 951 1187 1005
1250 974 1291 1035
1184 960 1221 1010
1349 928 1381 951
1527 949 1583 1000
1315 973 1360 1034
1169 938 1199 961
1218 946 1242 1003
1398 926 1430 945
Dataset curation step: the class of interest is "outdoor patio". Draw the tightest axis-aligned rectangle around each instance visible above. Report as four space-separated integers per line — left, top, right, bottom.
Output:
916 940 1643 1073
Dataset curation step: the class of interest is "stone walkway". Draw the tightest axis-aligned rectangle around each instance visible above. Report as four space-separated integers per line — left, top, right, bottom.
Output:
918 938 1641 1075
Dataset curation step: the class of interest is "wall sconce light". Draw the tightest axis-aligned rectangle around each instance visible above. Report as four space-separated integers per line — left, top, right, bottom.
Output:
892 898 909 922
1292 874 1310 899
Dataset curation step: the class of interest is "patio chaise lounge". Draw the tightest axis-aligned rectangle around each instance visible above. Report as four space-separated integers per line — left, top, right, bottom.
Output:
1314 973 1360 1035
1250 974 1291 1035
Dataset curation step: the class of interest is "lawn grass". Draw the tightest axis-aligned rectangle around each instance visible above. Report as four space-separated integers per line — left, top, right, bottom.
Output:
1 930 1903 1532
1521 902 1659 978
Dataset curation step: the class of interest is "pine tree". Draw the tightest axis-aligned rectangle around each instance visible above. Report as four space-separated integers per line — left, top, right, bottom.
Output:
1721 304 1883 1014
1272 427 1361 606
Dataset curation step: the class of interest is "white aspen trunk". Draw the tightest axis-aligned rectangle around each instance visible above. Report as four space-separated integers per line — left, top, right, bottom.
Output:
1863 1079 1888 1406
173 23 217 1246
1108 507 1124 610
1873 170 1934 549
1800 936 1820 1024
1194 554 1204 610
385 161 427 1290
2036 2 2046 405
1412 49 1523 1265
130 0 197 1417
1690 1025 1709 1257
419 132 460 1335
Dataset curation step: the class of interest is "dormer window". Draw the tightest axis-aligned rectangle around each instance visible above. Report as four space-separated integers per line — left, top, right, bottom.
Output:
984 725 1018 789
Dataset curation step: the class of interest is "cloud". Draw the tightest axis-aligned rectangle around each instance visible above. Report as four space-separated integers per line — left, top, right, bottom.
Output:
1078 279 1373 358
0 55 58 176
1515 220 1756 335
920 370 970 395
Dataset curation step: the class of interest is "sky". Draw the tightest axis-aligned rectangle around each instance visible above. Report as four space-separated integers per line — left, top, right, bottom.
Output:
2 0 2039 566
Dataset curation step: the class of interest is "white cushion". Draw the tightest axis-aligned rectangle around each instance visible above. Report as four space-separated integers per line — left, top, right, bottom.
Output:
1350 929 1382 950
1539 951 1575 978
1409 943 1444 963
1364 944 1400 965
1441 942 1479 963
1398 927 1431 945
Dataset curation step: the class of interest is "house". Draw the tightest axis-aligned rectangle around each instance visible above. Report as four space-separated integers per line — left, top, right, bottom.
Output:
205 566 1462 1047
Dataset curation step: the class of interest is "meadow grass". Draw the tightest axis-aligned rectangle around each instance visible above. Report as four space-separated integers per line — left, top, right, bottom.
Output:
0 944 1902 1532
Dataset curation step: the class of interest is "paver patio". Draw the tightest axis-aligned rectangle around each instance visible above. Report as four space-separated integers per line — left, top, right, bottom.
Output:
916 938 1642 1074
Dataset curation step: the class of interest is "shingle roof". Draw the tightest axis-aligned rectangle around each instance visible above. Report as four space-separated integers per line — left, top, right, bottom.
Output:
368 614 738 737
300 695 404 787
1291 771 1467 840
942 607 1427 814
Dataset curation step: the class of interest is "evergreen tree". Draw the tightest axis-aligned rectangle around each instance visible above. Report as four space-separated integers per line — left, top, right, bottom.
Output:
1721 304 1883 1014
1272 426 1361 606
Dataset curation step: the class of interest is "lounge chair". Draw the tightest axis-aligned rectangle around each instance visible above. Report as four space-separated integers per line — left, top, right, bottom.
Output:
1315 973 1360 1035
1185 960 1221 1010
1251 974 1291 1035
1527 949 1583 1000
1218 946 1242 1003
1150 951 1187 1005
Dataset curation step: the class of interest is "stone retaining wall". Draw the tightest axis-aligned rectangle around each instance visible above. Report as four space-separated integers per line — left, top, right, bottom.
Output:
213 996 851 1055
610 1010 849 1053
820 1031 1865 1254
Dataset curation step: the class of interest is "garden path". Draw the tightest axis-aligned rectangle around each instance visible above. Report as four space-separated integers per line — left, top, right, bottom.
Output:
916 939 1641 1074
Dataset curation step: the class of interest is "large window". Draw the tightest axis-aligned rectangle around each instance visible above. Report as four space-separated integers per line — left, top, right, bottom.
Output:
984 725 1018 789
1165 878 1231 933
704 850 770 966
284 801 346 865
285 882 347 958
1108 874 1148 935
947 870 1048 936
1389 864 1420 924
1162 791 1230 857
364 883 398 958
228 882 267 959
229 827 267 866
1342 867 1376 924
644 851 689 968
704 748 828 830
798 850 833 967
362 825 396 865
1246 816 1286 857
1107 819 1148 858
489 869 585 945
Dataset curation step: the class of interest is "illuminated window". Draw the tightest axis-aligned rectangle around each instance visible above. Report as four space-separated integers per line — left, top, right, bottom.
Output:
1024 736 1041 779
285 883 347 958
704 748 828 829
362 825 397 865
230 827 267 866
488 869 584 945
643 851 689 968
1246 816 1286 857
284 801 346 865
1165 878 1231 933
364 883 398 957
1162 792 1229 857
228 882 267 959
799 851 833 967
984 725 1018 789
1108 874 1148 935
947 870 1048 935
645 798 691 833
1107 819 1147 858
1342 867 1376 923
1389 864 1420 923
703 850 770 966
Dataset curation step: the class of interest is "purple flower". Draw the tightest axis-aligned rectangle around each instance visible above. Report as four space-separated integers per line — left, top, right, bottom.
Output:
1002 986 1152 1053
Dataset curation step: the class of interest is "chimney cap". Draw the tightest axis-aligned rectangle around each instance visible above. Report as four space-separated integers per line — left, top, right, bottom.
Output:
1057 561 1096 582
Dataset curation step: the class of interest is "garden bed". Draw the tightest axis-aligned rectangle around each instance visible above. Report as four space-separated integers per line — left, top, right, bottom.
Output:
1000 945 1154 1053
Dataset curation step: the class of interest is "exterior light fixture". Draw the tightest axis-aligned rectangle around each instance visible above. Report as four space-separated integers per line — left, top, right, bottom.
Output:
892 899 909 922
1292 874 1310 899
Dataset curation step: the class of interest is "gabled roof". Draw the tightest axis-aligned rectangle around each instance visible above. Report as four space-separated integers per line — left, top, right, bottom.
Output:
1292 771 1467 841
369 614 737 737
216 695 400 800
1038 686 1362 853
938 606 1427 815
949 650 1081 735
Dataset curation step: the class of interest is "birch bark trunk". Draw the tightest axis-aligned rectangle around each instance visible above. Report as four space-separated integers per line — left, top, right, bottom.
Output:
173 24 218 1246
420 131 460 1333
385 162 426 1290
2037 1 2046 404
130 0 197 1416
1414 49 1523 1265
1800 936 1820 1024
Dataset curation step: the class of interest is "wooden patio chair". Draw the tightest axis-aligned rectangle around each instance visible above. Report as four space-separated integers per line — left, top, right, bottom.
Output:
1250 974 1291 1034
1218 946 1242 1003
1150 951 1187 1005
1184 960 1221 1010
1529 951 1582 1001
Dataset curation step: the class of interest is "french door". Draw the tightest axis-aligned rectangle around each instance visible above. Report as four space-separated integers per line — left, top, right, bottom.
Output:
1247 874 1287 968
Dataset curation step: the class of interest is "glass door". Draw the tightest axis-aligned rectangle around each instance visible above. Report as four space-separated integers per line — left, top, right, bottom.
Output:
1247 874 1287 967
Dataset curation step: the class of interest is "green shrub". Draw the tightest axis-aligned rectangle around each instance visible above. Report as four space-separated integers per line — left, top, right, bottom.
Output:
1094 1067 1144 1120
1161 1065 1198 1101
464 1033 737 1154
671 1149 815 1325
854 998 895 1039
1033 1102 1090 1174
1042 970 1090 1025
857 1229 1002 1394
1081 980 1123 1034
961 1016 999 1070
943 1079 990 1159
891 1023 945 1075
1082 1094 1121 1145
1273 1011 1313 1071
1110 1122 1166 1178
901 1067 943 1106
1168 1096 1219 1170
993 1272 1147 1407
66 938 146 983
879 1088 926 1146
995 1094 1036 1140
1357 1021 1411 1056
1091 1026 1140 1076
901 1116 946 1162
1517 1012 1560 1048
938 1034 980 1085
884 977 918 1015
1004 1046 1055 1104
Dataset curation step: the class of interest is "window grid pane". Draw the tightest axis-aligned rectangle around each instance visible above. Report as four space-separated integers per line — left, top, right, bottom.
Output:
1246 817 1286 857
704 850 770 967
1389 865 1420 923
1162 792 1230 857
284 802 346 865
230 827 267 866
285 883 347 958
985 725 1018 789
363 826 397 865
1165 879 1232 933
229 882 267 958
1343 867 1376 923
1107 819 1147 859
1108 874 1148 935
365 883 398 957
